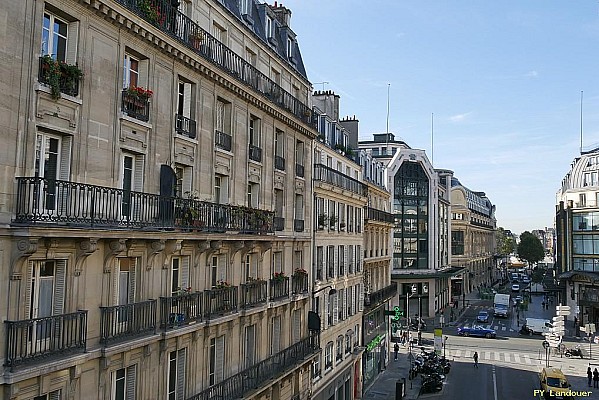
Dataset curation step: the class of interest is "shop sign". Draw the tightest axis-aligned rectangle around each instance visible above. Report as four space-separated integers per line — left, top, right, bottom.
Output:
366 335 383 352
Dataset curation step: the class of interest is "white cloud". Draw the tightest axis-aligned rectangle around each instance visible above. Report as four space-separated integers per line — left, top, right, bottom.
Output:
526 70 538 78
449 112 473 122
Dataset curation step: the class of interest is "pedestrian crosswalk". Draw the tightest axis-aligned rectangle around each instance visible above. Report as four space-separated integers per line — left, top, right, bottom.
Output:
448 349 538 365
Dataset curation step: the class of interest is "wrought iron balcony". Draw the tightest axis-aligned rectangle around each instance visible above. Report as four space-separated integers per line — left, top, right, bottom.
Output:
159 292 203 330
364 282 398 309
294 219 304 232
365 207 395 224
4 310 88 370
295 163 305 178
291 272 309 295
100 300 157 345
187 335 319 400
113 0 315 128
248 144 262 162
270 276 290 300
275 155 286 171
38 56 80 98
313 164 368 197
274 216 285 231
175 114 197 139
240 280 268 309
215 130 232 151
14 177 274 234
204 286 237 319
121 89 150 122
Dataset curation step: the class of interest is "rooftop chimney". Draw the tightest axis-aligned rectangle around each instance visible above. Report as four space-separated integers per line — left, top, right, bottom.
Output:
272 2 292 27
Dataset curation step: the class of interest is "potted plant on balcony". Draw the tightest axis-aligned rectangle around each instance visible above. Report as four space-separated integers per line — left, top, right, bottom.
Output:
138 0 165 25
273 271 286 282
216 280 231 289
329 214 338 230
188 30 204 50
176 286 192 296
40 54 84 100
293 268 308 276
339 221 346 230
334 143 345 155
318 214 329 230
125 85 154 101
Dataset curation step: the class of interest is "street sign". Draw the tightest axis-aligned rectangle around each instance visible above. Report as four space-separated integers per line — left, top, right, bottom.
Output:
586 323 596 334
542 341 549 349
556 305 571 316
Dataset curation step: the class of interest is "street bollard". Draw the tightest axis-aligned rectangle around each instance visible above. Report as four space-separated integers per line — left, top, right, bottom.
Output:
396 379 405 400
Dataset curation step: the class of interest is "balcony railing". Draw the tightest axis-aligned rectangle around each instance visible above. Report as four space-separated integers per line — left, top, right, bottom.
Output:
365 282 398 309
270 277 290 300
295 163 305 178
121 89 150 122
291 273 309 295
240 280 268 309
314 164 367 197
175 114 197 139
113 0 315 128
204 287 237 319
274 216 285 231
100 300 156 345
4 310 88 369
215 130 232 151
187 335 319 400
14 177 274 234
249 145 262 162
160 292 203 330
365 207 395 224
275 155 286 171
38 56 80 98
294 219 304 232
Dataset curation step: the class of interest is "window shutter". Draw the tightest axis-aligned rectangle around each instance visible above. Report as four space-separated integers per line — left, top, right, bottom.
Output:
49 390 61 400
128 259 136 304
183 168 192 195
126 364 137 400
57 136 72 213
176 349 186 400
358 284 364 312
292 309 301 343
272 316 281 354
245 325 256 368
133 155 144 192
183 83 192 118
53 260 66 315
65 21 79 65
26 262 33 319
322 294 328 330
215 337 225 382
332 294 339 325
181 256 190 290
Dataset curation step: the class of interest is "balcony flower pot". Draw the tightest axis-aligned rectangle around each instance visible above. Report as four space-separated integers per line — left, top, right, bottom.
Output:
40 55 84 100
318 214 328 230
188 31 204 50
293 268 308 276
273 272 286 282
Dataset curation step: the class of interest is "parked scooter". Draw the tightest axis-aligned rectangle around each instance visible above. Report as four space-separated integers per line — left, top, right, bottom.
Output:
565 346 584 359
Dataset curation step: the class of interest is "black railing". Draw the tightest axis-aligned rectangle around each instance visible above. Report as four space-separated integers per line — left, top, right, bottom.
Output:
270 277 290 300
100 300 156 345
159 292 203 330
215 130 232 151
249 145 262 162
175 114 197 139
187 335 318 400
365 207 395 224
14 177 274 234
38 56 80 97
275 155 286 171
4 310 88 369
204 287 237 319
240 280 267 309
121 89 150 122
291 273 308 295
365 282 398 309
313 164 367 197
113 0 315 128
274 217 285 231
296 163 305 178
294 219 304 232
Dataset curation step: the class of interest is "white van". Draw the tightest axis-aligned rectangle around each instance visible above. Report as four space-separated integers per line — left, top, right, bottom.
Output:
524 318 552 335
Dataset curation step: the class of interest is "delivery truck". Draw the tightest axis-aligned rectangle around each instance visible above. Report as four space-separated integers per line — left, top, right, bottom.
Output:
494 294 510 317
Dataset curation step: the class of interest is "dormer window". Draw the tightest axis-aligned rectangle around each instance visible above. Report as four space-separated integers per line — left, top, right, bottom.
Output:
240 0 251 15
287 38 293 58
266 16 273 38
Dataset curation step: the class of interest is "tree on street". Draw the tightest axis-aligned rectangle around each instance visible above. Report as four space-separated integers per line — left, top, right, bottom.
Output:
496 227 516 256
517 231 544 266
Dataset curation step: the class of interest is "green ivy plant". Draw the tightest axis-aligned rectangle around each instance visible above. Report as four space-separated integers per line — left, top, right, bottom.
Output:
40 55 84 100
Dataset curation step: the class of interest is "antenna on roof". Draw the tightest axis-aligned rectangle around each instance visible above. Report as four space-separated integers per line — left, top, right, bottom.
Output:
431 113 434 165
386 83 390 146
580 90 584 154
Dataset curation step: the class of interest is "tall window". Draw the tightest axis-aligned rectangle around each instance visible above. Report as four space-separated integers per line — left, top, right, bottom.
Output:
244 253 258 281
209 336 225 385
117 258 136 306
266 16 273 38
451 231 465 256
249 116 261 147
271 315 282 354
112 365 136 400
35 132 71 210
247 183 259 208
214 174 228 204
211 256 226 288
177 80 193 119
123 53 139 88
244 325 256 368
122 153 144 217
215 98 231 134
42 12 67 61
275 129 284 157
325 342 333 369
171 256 190 295
168 349 186 400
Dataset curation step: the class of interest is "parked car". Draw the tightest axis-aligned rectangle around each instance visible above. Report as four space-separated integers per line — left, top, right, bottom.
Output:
511 284 520 292
457 325 497 339
477 311 490 323
539 367 571 399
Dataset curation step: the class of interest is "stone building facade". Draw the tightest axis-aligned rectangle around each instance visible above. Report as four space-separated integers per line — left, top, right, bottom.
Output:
0 0 319 399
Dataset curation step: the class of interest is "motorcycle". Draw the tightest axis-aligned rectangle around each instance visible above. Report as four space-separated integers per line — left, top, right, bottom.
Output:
420 374 443 394
565 346 583 359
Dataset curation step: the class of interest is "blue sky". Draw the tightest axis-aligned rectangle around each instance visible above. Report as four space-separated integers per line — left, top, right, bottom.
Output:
280 0 599 234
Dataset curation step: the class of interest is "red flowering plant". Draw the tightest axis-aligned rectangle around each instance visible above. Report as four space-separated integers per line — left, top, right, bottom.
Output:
176 286 192 296
126 85 154 100
216 280 231 289
273 271 287 281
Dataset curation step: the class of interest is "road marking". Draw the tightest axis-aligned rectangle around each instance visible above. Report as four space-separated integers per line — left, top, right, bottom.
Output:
502 326 506 331
523 355 531 364
514 354 521 364
494 352 500 361
493 365 498 400
485 351 492 360
464 350 471 359
494 325 499 330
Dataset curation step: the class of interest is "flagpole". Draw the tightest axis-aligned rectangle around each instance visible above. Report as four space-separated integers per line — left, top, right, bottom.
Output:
580 90 584 154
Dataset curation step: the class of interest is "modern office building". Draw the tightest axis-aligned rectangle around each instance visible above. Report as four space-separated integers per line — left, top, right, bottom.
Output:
556 148 599 327
310 91 366 400
356 132 410 166
0 0 320 399
450 177 497 293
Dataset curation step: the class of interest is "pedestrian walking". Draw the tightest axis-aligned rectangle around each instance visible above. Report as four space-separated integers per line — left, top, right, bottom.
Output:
394 343 399 361
588 367 592 388
594 368 599 389
473 351 479 368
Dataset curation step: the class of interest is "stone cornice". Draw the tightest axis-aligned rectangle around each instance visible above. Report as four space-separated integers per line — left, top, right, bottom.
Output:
72 0 317 140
